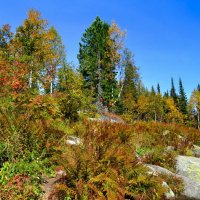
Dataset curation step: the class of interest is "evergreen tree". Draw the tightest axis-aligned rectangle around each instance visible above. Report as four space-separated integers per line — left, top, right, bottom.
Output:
197 84 200 92
151 86 156 95
119 48 140 114
121 48 139 100
178 78 187 114
157 83 160 94
170 78 178 105
164 90 169 98
78 17 123 110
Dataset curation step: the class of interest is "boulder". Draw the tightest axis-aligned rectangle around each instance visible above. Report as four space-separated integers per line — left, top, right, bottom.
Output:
162 181 175 199
146 164 175 199
146 164 175 176
193 145 200 157
164 146 175 152
176 155 200 199
65 136 82 145
162 130 170 136
147 160 200 200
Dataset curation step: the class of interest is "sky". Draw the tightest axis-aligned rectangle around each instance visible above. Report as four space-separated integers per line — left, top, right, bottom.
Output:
1 0 200 97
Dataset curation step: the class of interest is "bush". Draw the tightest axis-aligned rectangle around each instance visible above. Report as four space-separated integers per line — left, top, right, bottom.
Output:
0 151 55 199
54 121 168 199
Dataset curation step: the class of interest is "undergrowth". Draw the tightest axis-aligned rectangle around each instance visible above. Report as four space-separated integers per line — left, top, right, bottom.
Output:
0 96 199 199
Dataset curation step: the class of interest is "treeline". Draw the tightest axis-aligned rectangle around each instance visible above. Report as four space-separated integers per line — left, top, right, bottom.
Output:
0 9 200 128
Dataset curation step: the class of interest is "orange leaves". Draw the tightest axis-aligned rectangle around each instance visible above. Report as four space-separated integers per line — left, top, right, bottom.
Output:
0 59 28 94
26 9 47 28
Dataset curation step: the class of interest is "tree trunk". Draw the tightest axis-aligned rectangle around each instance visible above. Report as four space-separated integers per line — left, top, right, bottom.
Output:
29 70 32 88
97 51 103 112
50 79 53 95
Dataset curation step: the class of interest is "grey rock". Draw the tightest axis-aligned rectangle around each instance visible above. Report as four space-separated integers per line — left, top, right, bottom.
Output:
176 155 200 199
89 115 124 123
146 164 175 176
164 146 175 152
147 161 200 199
163 130 170 136
65 136 82 145
162 181 175 199
146 164 175 199
193 145 200 157
176 156 200 182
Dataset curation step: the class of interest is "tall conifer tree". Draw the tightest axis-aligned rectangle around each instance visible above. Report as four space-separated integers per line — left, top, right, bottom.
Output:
120 48 140 114
197 84 200 92
78 17 120 109
178 78 187 114
164 90 169 98
170 78 178 105
121 48 139 101
157 83 160 94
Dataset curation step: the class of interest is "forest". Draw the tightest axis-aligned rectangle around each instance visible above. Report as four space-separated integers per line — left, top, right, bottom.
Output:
0 9 200 200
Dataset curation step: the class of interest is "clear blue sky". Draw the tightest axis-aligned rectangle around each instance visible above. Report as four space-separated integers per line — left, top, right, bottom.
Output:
1 0 200 97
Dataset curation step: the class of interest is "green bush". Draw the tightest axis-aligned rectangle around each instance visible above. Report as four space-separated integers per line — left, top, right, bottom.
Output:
0 151 54 199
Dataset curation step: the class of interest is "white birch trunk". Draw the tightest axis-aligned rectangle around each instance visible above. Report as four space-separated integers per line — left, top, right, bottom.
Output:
50 79 53 95
29 70 32 88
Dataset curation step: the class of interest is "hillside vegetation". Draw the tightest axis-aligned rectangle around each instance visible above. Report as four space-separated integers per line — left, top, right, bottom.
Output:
0 10 200 199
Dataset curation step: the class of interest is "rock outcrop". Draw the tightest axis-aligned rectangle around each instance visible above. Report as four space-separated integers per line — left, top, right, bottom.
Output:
176 155 200 199
146 155 200 199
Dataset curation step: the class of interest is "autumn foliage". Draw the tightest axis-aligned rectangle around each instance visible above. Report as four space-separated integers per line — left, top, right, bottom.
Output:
0 9 200 200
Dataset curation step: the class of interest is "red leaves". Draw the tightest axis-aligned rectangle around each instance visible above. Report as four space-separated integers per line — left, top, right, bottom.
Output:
0 60 28 94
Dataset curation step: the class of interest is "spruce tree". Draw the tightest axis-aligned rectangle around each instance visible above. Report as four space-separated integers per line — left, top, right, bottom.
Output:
178 78 187 114
78 16 118 109
157 83 160 94
170 78 178 105
121 48 139 101
197 84 200 92
120 48 140 114
164 90 169 98
151 86 156 95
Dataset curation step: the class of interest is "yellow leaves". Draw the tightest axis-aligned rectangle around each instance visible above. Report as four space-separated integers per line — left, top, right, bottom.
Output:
137 174 147 182
165 97 184 123
137 94 150 114
89 169 125 200
189 90 200 111
108 21 126 50
107 21 126 65
26 9 47 27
